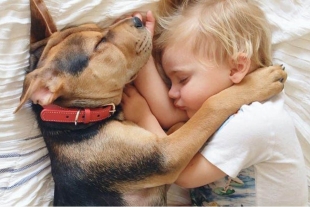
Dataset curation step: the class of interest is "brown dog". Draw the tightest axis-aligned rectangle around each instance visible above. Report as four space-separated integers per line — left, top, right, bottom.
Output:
15 0 286 205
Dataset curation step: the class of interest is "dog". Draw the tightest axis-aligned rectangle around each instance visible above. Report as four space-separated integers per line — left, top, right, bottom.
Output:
14 0 286 205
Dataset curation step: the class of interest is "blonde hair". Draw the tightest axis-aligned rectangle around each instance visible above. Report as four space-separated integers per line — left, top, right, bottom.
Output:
154 0 272 69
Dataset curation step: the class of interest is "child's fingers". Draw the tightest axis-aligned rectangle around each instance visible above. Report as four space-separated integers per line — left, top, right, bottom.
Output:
123 84 139 97
145 11 155 36
121 91 129 106
132 12 143 21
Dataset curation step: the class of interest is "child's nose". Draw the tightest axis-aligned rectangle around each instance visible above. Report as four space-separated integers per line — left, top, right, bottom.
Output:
168 87 179 99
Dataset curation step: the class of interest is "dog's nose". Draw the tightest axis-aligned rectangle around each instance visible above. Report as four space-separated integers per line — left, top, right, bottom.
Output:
133 17 143 28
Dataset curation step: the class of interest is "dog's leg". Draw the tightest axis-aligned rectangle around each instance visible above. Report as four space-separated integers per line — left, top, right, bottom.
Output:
166 122 185 135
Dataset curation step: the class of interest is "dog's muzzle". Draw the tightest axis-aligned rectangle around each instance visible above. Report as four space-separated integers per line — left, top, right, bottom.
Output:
133 17 143 28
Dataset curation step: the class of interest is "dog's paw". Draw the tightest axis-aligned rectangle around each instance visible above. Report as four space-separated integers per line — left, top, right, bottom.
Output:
229 64 287 104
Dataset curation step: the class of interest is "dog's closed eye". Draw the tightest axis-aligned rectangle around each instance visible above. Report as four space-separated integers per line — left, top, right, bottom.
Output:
95 37 107 50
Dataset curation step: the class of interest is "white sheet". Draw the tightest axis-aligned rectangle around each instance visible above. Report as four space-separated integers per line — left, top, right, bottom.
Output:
255 0 310 189
0 0 309 205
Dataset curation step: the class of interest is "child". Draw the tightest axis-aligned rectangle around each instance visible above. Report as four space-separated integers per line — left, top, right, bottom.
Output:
122 0 308 206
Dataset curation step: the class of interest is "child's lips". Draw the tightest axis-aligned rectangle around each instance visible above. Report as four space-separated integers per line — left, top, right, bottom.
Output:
175 105 186 111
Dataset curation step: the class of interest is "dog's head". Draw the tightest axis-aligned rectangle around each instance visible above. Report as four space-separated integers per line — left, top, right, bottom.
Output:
15 0 152 112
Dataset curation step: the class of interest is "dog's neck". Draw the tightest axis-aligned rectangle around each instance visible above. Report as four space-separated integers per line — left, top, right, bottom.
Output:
40 104 116 125
32 104 123 142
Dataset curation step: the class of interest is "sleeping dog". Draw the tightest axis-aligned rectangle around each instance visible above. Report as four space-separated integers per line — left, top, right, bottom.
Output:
14 0 286 205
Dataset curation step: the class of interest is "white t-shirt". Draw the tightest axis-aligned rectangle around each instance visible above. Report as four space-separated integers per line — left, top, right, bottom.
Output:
191 93 308 206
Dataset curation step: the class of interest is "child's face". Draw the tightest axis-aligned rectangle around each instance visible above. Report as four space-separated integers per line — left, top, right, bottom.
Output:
162 44 233 118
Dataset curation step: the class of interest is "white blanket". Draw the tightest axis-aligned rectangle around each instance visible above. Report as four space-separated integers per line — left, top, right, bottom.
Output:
0 0 309 205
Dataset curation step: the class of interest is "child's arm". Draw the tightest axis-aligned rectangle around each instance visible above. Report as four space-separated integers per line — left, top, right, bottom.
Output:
132 11 187 129
122 85 167 137
175 153 226 188
134 56 188 129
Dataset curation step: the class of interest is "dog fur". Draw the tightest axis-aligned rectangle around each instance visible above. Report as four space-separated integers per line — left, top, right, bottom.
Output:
14 0 286 205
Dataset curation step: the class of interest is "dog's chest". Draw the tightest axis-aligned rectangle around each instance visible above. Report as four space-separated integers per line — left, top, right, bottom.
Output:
43 118 167 205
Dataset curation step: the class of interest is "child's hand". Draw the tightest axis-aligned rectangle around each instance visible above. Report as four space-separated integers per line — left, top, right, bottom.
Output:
122 84 153 125
122 85 166 137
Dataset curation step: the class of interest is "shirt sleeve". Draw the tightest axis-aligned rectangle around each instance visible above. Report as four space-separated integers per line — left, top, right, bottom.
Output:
200 102 277 178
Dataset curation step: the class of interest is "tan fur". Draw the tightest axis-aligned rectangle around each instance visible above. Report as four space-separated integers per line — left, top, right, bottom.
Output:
14 0 286 205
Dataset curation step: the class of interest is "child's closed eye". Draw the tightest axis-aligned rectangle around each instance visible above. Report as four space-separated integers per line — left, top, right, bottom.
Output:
179 77 188 84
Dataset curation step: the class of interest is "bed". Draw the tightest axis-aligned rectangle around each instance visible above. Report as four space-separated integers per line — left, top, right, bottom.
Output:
0 0 309 205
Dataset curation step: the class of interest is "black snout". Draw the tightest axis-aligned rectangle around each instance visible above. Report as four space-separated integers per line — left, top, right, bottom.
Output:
133 17 143 28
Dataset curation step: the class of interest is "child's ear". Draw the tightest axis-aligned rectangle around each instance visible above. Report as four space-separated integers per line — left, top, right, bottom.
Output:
229 53 251 83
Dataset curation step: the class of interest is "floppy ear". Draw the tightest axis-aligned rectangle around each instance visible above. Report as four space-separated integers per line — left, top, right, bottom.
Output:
14 68 63 113
28 39 49 72
16 0 61 112
229 53 251 84
30 0 57 43
27 0 58 72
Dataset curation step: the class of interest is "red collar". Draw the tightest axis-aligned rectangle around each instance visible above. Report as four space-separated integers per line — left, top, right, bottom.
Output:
40 104 116 125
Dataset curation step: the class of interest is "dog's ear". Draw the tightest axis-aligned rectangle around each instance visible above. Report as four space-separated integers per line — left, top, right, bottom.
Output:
30 0 57 44
28 39 49 72
27 0 57 73
14 68 63 113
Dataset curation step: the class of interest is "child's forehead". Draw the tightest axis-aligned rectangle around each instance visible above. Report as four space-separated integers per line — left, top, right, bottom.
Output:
162 44 218 70
163 43 191 58
162 44 185 64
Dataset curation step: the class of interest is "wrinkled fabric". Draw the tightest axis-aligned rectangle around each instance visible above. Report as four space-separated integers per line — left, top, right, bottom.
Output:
0 0 309 206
